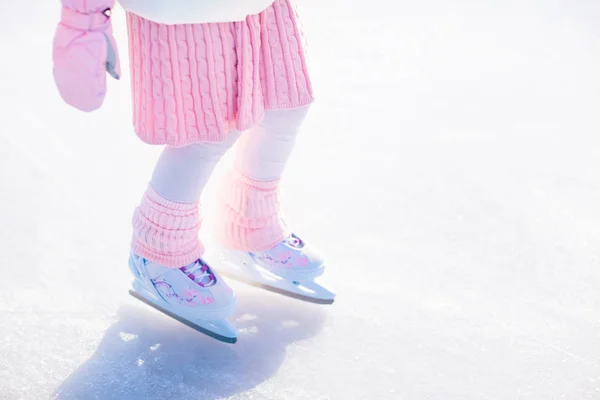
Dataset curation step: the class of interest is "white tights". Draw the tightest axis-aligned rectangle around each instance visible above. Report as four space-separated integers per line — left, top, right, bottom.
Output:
150 106 310 203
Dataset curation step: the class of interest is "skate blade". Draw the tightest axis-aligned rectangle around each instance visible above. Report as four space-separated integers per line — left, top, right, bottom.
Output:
219 269 336 305
128 289 238 344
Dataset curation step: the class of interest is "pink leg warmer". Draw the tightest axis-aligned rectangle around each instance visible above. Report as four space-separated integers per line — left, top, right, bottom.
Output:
131 185 204 268
215 170 289 252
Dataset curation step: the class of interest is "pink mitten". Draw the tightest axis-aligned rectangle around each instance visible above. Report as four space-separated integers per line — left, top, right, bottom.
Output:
53 1 121 112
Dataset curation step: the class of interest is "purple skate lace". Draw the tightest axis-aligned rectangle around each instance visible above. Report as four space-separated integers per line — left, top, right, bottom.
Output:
180 259 216 287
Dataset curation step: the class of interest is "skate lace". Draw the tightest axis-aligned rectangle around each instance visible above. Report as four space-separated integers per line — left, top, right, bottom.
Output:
180 259 216 288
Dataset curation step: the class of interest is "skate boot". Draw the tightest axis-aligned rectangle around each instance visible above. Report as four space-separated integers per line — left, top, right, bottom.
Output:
208 234 336 304
128 252 238 343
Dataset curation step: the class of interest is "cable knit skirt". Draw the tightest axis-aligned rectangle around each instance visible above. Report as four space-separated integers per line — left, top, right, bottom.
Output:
126 0 314 146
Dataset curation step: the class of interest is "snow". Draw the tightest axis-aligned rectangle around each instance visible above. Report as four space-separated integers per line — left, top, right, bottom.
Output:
2 0 600 399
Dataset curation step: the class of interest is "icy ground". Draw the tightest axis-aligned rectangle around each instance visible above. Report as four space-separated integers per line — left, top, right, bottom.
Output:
2 0 600 399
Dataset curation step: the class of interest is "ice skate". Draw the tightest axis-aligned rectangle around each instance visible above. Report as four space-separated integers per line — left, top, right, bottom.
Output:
208 234 336 304
128 253 238 343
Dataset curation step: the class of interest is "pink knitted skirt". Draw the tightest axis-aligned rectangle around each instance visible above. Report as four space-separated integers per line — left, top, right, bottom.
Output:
126 0 314 146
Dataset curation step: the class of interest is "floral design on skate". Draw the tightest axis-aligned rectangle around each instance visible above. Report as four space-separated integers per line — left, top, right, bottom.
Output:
153 280 214 307
252 234 310 269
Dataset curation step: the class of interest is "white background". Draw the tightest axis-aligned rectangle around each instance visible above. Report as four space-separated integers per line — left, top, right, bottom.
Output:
1 0 600 399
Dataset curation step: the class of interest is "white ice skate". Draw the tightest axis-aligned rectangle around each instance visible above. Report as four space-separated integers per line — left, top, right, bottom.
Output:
128 253 238 343
208 234 336 304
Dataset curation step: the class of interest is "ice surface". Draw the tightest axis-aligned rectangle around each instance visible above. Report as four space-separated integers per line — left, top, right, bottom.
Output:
2 0 600 399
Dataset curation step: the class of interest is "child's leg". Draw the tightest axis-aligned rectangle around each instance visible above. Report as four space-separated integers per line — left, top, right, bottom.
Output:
216 106 310 251
233 106 310 181
128 136 241 339
151 132 241 204
132 132 240 268
211 105 334 303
